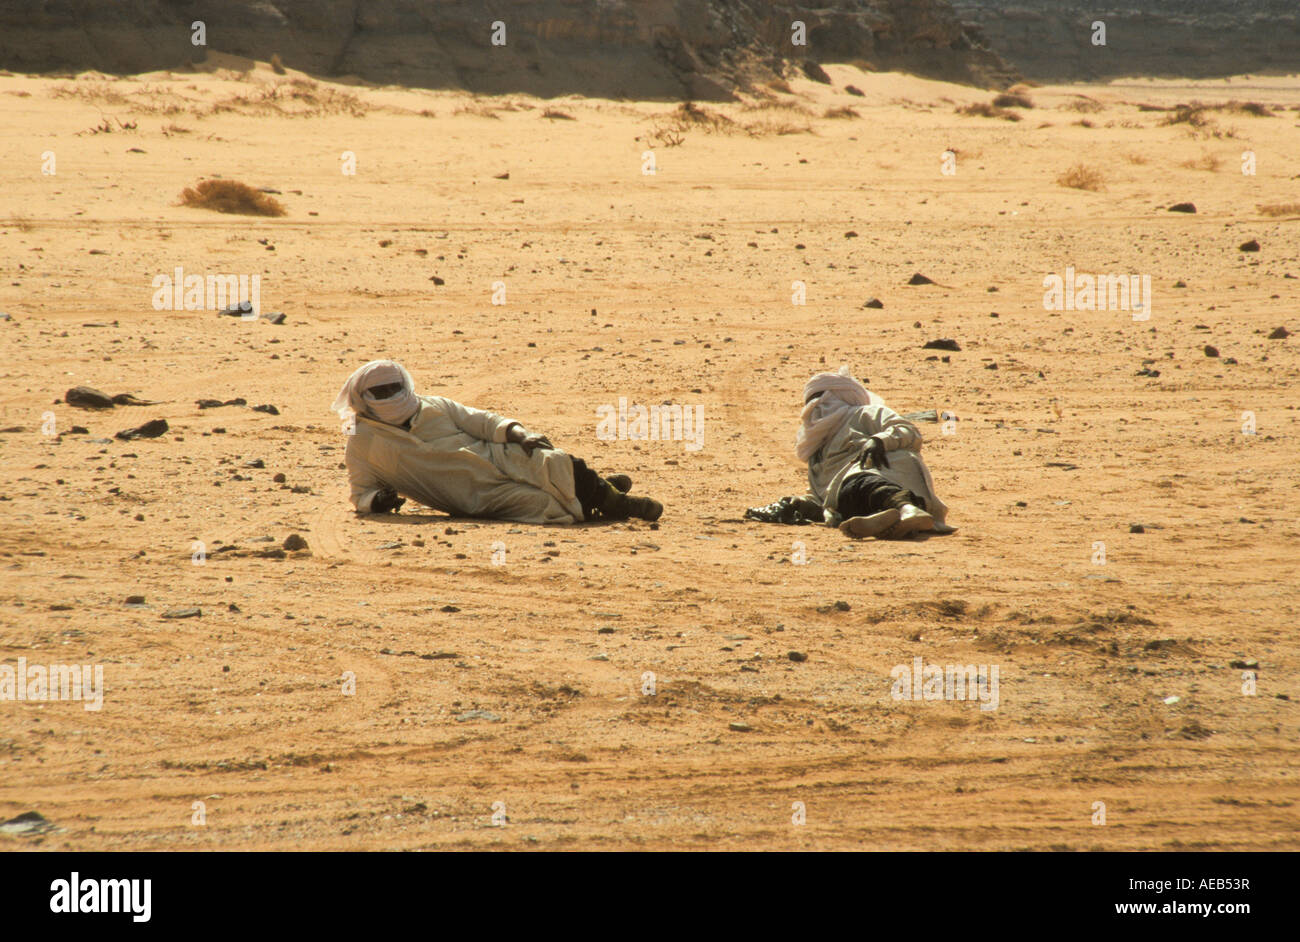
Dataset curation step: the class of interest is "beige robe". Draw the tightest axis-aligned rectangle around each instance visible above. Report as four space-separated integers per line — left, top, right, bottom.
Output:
345 395 584 524
806 403 953 531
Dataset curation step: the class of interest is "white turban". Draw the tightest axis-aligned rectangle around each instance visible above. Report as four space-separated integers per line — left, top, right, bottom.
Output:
331 359 420 426
796 366 881 462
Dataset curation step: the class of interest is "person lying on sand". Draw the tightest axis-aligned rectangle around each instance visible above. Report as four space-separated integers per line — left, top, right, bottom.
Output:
332 359 662 523
796 366 955 540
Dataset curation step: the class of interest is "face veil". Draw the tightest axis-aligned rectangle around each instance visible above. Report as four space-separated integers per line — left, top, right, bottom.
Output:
332 359 420 425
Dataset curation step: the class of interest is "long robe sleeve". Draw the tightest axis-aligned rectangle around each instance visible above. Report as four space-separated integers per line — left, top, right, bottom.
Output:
430 396 516 444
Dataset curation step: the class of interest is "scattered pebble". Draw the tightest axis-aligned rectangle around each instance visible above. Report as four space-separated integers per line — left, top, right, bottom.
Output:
455 709 501 723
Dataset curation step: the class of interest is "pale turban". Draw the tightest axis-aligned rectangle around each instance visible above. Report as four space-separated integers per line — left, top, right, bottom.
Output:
331 359 420 426
795 366 881 462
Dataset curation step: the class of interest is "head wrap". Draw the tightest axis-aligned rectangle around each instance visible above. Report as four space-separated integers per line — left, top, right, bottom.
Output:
331 359 420 426
795 365 880 462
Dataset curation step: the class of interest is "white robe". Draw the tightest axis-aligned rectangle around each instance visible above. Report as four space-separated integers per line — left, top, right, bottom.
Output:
345 395 584 524
806 402 953 530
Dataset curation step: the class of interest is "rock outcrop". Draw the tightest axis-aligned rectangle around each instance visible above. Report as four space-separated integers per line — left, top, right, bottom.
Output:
952 1 1300 81
0 0 1015 98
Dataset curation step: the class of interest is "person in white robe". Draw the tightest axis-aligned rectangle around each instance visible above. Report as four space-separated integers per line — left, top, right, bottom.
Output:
332 360 662 524
797 366 955 539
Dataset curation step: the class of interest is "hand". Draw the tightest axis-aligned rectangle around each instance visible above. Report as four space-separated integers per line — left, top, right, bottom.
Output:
371 487 406 513
858 439 889 469
519 433 553 455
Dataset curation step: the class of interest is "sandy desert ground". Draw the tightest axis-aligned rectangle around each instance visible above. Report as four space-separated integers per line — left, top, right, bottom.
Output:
1 58 1298 850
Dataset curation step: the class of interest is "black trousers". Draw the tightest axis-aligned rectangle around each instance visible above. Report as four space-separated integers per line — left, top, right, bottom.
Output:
837 472 925 518
570 457 607 518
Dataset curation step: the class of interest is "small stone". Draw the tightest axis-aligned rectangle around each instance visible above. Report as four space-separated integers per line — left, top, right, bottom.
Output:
282 533 308 551
66 386 114 409
260 312 286 325
1228 659 1259 670
833 601 850 611
923 338 961 351
244 458 265 468
908 272 935 285
1267 326 1289 339
1239 239 1260 252
455 709 501 723
844 230 858 238
218 301 254 317
162 607 201 619
1130 524 1145 533
273 473 287 483
788 651 808 662
1167 202 1196 213
1163 695 1181 705
845 85 864 96
0 811 56 836
115 418 168 440
1204 345 1219 357
124 594 145 604
440 605 460 613
252 404 279 415
863 297 884 309
728 721 753 732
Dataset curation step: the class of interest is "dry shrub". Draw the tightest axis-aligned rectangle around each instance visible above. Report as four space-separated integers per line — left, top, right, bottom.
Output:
993 92 1034 108
822 105 859 119
1223 100 1274 116
453 100 502 119
1057 165 1105 191
742 115 812 137
1061 96 1104 113
1161 104 1211 127
179 179 286 217
1258 202 1300 216
956 101 1021 122
1180 152 1223 172
675 101 735 131
1074 119 1094 128
742 98 813 116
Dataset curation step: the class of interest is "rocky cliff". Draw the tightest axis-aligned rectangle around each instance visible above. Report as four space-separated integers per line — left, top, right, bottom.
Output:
952 1 1300 81
0 0 1015 97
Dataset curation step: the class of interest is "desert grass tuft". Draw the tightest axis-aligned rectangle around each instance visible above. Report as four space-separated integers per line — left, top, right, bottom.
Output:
179 179 286 217
1056 165 1105 191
